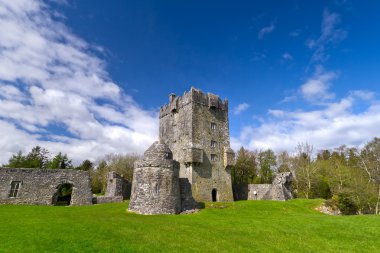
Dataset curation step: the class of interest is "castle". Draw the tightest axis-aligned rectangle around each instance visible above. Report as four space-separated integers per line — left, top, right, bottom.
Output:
159 87 235 202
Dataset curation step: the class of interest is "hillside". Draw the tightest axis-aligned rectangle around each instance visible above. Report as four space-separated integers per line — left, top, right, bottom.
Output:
0 200 378 252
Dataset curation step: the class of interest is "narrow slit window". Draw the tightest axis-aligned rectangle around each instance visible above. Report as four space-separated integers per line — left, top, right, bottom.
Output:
211 140 217 148
211 154 217 161
9 181 22 198
210 122 216 130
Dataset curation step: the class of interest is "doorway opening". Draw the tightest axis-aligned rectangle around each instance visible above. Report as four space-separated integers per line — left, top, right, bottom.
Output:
212 188 218 202
53 183 73 206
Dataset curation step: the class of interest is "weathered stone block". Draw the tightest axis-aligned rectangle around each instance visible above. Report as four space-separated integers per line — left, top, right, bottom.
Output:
224 147 235 167
184 147 203 164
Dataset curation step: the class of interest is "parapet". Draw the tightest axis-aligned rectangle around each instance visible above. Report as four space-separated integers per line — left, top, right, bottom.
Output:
159 87 229 118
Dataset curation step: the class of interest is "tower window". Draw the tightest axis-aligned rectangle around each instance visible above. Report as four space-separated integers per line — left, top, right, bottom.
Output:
210 154 217 161
9 181 22 198
210 122 216 130
211 140 217 148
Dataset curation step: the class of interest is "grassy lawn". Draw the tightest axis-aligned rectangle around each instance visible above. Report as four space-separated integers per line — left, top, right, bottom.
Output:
0 199 379 253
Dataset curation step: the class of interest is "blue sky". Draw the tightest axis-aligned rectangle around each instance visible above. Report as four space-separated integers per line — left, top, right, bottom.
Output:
0 0 380 164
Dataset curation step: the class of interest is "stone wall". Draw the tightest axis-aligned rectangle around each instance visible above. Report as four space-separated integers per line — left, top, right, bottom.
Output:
247 172 293 201
0 168 92 205
159 87 235 202
105 171 131 199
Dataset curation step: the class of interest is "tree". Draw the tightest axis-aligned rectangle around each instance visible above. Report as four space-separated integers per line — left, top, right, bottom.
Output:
277 151 293 173
359 138 380 214
257 149 276 184
89 154 140 194
76 160 94 171
232 147 257 184
293 143 318 199
25 146 50 168
48 152 73 169
7 151 26 168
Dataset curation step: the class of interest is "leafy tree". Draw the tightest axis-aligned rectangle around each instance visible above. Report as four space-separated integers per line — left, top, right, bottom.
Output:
76 160 94 171
7 151 26 168
293 143 318 199
48 152 73 169
257 149 276 184
359 138 380 214
232 147 257 184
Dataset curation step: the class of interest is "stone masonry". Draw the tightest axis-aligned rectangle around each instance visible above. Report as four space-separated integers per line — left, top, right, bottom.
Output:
159 87 235 202
105 171 131 199
93 171 131 204
248 172 293 201
0 168 92 205
128 141 182 215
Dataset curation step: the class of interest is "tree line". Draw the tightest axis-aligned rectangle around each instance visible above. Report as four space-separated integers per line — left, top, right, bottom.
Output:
3 137 380 215
232 138 380 215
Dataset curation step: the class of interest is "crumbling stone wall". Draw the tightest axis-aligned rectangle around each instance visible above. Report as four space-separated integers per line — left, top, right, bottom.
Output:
128 142 181 215
93 172 131 204
0 168 92 205
247 172 293 201
105 171 131 199
159 88 235 202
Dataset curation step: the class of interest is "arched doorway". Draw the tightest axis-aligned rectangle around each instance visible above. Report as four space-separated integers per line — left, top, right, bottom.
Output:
53 183 73 206
212 188 217 202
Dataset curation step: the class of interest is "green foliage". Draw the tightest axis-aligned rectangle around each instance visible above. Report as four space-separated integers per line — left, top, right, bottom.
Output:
231 147 257 184
0 200 379 252
337 193 358 215
48 152 73 169
257 149 276 183
4 146 73 170
90 154 140 194
76 160 94 171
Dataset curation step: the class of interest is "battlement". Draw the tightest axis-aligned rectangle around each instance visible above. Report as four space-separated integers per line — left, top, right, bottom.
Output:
159 87 228 118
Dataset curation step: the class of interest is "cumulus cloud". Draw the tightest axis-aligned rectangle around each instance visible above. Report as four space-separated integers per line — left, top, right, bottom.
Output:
231 92 380 153
258 23 275 39
233 103 250 115
300 67 337 102
0 0 158 164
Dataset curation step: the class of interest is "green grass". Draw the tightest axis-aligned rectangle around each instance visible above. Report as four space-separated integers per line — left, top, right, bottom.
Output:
0 199 379 253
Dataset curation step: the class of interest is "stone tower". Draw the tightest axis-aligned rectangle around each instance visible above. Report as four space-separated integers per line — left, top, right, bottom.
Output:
128 141 181 215
159 87 235 202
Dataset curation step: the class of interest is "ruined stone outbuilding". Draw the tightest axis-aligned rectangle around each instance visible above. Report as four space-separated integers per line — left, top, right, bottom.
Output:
93 172 131 204
248 172 293 201
128 141 182 215
0 168 92 206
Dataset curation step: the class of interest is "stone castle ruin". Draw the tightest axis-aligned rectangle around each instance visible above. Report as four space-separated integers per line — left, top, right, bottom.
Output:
129 88 235 214
159 87 235 202
0 168 92 206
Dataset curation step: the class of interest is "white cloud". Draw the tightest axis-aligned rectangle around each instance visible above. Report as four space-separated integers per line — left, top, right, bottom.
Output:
0 0 158 164
300 66 337 102
307 9 347 63
258 23 275 39
282 53 293 61
233 103 250 115
232 93 380 153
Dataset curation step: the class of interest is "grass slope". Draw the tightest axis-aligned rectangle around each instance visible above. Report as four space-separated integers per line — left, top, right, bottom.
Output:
0 199 379 253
